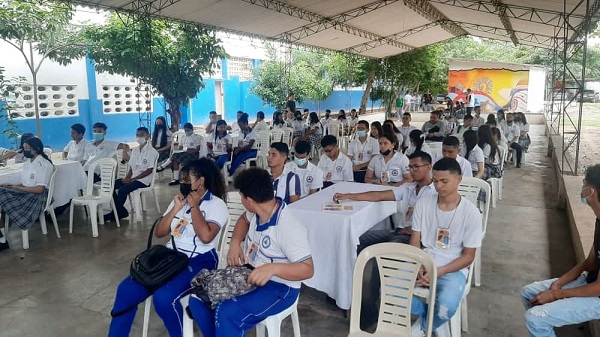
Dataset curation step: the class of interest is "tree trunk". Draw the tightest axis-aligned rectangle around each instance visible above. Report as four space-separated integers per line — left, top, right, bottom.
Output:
166 101 181 131
30 44 42 138
360 66 376 114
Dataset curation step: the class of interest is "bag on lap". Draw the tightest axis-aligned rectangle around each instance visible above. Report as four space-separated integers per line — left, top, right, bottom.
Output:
130 217 189 293
191 264 256 309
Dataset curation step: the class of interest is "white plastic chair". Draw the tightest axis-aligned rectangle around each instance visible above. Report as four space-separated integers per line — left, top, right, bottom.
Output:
326 122 341 139
457 177 490 287
43 147 53 157
281 128 294 149
487 146 507 208
114 151 129 180
247 130 271 170
3 168 60 250
129 156 160 223
271 129 284 143
69 158 120 238
348 242 438 337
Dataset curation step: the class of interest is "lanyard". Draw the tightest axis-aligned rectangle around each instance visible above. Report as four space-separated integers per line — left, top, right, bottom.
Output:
435 196 460 230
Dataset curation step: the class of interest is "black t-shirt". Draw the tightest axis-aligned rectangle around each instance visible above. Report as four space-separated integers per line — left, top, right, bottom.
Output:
286 100 296 113
586 218 600 283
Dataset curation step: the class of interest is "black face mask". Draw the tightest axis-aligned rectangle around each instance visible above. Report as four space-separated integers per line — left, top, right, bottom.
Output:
23 151 33 158
380 149 392 156
179 183 192 197
155 123 165 129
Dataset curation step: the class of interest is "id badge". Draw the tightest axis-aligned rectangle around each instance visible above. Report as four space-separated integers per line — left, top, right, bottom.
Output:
405 206 414 222
173 219 188 238
246 242 259 266
381 171 389 183
216 143 222 151
436 229 450 249
357 152 363 161
325 172 332 181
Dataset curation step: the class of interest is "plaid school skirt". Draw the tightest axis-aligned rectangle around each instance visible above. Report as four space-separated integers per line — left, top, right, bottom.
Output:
0 187 48 230
172 151 199 166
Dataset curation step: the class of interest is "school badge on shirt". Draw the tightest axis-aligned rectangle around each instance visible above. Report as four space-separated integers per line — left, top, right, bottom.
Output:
306 176 313 183
336 166 342 172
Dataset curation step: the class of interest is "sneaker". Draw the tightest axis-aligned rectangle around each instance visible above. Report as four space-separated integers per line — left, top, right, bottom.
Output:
168 180 180 186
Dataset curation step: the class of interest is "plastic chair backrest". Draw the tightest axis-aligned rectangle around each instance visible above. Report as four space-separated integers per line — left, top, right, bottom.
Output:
88 158 117 197
146 155 160 188
327 122 340 138
114 151 129 180
349 243 437 337
44 168 58 210
281 128 293 147
256 131 271 155
271 129 284 143
170 130 185 156
43 147 53 157
458 177 491 235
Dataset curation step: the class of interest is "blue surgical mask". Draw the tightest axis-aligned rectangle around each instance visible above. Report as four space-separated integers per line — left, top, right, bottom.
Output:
185 131 193 137
93 132 104 141
295 157 308 167
356 130 367 138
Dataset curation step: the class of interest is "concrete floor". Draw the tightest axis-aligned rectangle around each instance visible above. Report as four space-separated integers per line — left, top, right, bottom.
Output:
0 120 587 337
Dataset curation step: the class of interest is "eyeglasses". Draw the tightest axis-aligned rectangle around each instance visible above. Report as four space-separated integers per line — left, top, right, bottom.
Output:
408 164 429 171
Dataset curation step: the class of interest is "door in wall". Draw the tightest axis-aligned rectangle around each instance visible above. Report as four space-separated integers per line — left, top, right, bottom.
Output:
214 81 225 119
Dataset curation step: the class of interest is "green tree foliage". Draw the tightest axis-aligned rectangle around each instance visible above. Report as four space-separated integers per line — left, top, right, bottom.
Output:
84 14 225 129
0 67 23 147
0 0 86 137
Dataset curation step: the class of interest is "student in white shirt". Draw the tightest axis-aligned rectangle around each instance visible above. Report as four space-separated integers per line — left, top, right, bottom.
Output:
337 110 350 135
108 127 159 221
63 123 92 165
348 120 379 183
13 133 35 164
421 111 447 142
403 91 413 113
399 113 417 151
205 110 218 134
157 123 202 186
349 109 359 133
478 125 502 180
268 142 300 204
452 114 473 145
109 158 227 337
272 111 287 129
320 109 333 131
335 151 437 248
465 88 475 115
285 141 323 197
370 121 383 140
505 113 523 167
207 120 232 169
228 115 257 176
365 133 411 186
496 109 508 136
84 122 130 181
290 111 306 140
229 110 244 133
440 137 473 177
190 168 313 337
515 112 531 152
318 135 353 187
472 106 486 127
410 157 482 336
152 116 172 164
299 112 323 151
462 130 485 179
0 137 53 239
383 119 404 149
491 126 507 149
252 111 269 133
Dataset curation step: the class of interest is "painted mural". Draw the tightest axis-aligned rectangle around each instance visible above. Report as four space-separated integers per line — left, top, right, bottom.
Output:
447 69 529 113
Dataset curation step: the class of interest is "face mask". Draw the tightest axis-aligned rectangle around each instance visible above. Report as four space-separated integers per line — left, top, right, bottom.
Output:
93 132 104 141
185 131 193 137
180 183 192 197
155 123 164 129
357 130 367 138
23 151 33 158
380 149 392 156
295 157 308 167
136 137 147 145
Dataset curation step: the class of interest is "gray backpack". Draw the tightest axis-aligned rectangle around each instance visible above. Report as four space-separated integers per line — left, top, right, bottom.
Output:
191 264 256 309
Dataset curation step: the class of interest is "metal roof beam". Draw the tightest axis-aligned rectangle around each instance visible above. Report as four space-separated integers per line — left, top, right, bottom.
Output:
345 21 441 53
120 0 182 15
241 0 414 51
402 0 468 36
491 0 519 45
455 22 554 47
276 0 398 42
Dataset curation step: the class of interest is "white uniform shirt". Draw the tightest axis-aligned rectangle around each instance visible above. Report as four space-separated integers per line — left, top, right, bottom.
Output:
153 129 173 147
231 122 241 134
505 123 520 142
21 155 53 187
209 133 232 156
317 152 354 183
253 121 269 133
404 94 413 105
456 156 474 177
348 137 379 166
291 120 306 134
284 161 323 198
272 167 301 204
482 144 501 165
64 139 92 162
518 122 530 134
412 194 482 276
466 94 475 108
84 140 120 171
307 122 323 136
238 129 258 150
472 115 486 128
466 145 485 173
244 202 312 288
129 144 159 186
164 191 228 258
367 152 410 183
392 182 437 229
399 125 417 148
179 133 202 151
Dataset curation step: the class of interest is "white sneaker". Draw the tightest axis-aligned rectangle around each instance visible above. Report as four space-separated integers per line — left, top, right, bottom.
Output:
412 317 425 337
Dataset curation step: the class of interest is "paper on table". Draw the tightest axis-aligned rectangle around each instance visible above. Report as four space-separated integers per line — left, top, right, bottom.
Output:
322 203 353 211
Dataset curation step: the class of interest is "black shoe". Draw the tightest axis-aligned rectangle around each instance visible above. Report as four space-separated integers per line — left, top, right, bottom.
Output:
0 241 9 252
103 213 115 223
516 164 522 168
156 166 166 173
168 180 180 186
117 211 129 220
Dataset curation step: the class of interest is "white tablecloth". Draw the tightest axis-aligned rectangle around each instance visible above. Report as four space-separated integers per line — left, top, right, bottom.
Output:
287 181 397 310
0 160 88 206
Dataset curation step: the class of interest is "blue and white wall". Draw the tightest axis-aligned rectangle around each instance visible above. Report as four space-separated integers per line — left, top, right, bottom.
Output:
0 40 380 150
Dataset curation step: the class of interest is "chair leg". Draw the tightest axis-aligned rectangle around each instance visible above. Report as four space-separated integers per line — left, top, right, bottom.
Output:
90 205 99 238
49 209 60 238
291 307 301 337
450 305 461 337
255 323 267 337
265 317 282 337
69 202 75 234
141 193 147 211
153 191 161 213
474 249 482 287
111 200 121 228
498 177 504 200
461 297 469 332
142 297 152 337
180 295 194 337
21 230 29 250
39 212 48 235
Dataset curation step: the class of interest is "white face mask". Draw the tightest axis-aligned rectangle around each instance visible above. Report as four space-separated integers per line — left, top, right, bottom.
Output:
136 137 147 145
